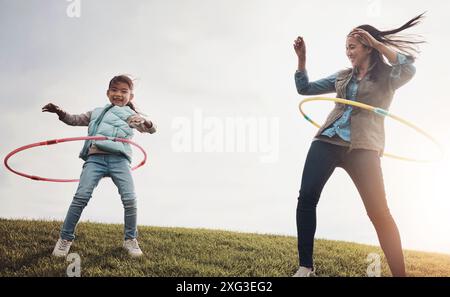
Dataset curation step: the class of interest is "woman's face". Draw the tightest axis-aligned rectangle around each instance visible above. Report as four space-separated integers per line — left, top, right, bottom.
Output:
346 36 372 68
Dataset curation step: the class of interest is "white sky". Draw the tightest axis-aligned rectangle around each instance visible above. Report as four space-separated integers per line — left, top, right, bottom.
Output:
1 0 450 255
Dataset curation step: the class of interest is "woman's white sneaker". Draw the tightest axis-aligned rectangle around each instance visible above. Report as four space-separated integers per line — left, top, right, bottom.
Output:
123 238 143 257
292 266 316 277
52 238 73 257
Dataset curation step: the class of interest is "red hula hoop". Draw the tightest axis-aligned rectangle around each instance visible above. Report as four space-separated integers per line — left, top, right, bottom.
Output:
3 136 147 183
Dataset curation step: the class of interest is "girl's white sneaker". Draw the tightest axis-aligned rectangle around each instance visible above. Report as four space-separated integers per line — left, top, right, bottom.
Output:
123 238 143 257
52 238 73 257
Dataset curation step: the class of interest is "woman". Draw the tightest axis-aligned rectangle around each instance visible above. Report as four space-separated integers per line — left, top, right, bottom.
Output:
292 14 424 277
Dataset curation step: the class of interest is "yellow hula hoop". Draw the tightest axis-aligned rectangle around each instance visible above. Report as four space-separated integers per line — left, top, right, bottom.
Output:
299 97 443 162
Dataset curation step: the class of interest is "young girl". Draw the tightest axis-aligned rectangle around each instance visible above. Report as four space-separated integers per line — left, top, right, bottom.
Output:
42 75 156 258
292 14 424 276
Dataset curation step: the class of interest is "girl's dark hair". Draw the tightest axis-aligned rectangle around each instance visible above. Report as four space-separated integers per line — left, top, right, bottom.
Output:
108 75 138 113
355 13 425 79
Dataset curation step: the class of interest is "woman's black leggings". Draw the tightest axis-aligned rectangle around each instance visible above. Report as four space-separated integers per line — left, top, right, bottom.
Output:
296 140 406 276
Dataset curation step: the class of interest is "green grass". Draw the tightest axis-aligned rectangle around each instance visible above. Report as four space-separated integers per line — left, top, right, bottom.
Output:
1 218 450 277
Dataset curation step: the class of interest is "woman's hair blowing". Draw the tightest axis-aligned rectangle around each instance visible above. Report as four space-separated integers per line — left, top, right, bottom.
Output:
352 13 425 80
357 12 426 59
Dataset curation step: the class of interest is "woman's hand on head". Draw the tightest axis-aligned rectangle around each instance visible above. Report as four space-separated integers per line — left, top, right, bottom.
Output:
349 28 381 49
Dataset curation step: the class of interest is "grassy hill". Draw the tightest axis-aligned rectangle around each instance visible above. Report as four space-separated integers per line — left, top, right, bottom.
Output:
1 218 450 277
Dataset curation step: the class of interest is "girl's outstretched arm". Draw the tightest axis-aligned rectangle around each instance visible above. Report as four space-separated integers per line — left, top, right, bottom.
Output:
42 102 91 126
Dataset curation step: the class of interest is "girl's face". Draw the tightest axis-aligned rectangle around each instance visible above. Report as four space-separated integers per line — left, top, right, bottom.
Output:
107 82 134 107
346 36 372 68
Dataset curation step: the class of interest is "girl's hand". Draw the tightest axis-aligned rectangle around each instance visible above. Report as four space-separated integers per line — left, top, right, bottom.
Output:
128 114 155 133
349 28 381 49
42 103 61 113
143 120 153 129
129 114 153 128
130 118 153 129
129 114 145 126
42 103 63 114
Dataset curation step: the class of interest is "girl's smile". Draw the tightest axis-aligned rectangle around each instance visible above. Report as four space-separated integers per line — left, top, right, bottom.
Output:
107 81 134 107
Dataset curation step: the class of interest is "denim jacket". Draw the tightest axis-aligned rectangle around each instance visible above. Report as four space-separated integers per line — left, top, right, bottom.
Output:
295 53 416 154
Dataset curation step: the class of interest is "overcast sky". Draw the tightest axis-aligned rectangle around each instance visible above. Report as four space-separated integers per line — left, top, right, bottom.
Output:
1 0 450 255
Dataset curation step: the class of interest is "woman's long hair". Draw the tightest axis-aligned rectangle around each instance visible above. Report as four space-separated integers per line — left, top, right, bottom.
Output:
356 13 425 79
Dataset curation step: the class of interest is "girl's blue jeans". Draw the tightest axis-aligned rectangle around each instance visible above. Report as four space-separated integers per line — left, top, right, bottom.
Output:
60 154 138 241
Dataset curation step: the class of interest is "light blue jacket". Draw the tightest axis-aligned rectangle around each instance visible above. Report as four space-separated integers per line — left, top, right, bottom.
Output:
79 104 136 162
